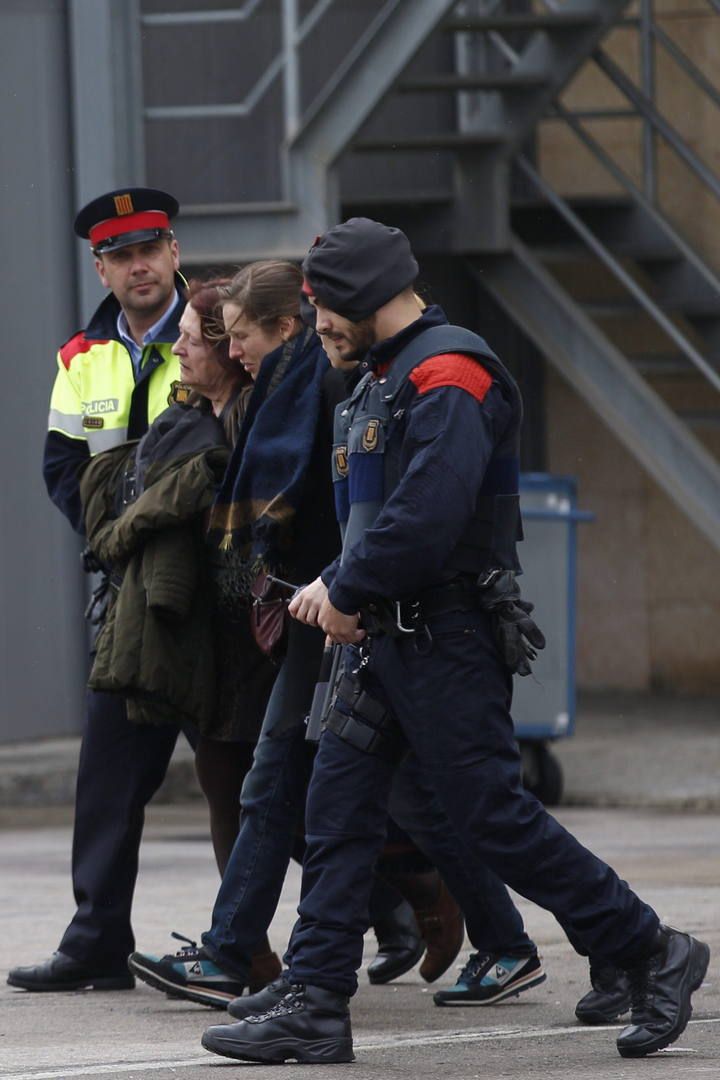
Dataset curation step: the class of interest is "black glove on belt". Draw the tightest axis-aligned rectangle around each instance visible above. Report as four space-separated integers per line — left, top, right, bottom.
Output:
476 569 546 677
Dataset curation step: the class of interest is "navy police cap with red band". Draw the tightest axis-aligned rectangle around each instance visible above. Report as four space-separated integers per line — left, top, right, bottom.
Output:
74 187 179 254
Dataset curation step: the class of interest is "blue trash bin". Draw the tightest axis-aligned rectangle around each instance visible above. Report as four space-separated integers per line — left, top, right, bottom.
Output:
512 473 593 804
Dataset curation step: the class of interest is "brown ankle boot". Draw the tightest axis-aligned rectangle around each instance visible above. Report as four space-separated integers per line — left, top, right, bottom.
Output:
416 879 465 983
247 949 283 993
387 870 465 984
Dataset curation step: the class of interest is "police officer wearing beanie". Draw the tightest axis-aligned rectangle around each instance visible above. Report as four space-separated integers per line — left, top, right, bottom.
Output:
201 218 709 1065
8 188 190 993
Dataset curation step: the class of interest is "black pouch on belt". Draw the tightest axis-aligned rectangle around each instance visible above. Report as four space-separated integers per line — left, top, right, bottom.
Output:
324 663 405 762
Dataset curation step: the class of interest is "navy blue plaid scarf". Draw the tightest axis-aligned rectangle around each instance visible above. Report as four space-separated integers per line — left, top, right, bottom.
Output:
207 327 328 572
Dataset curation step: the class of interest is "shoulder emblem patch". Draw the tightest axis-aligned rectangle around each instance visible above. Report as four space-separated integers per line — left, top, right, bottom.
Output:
335 444 349 477
409 353 493 404
83 416 104 429
361 419 380 452
168 380 192 405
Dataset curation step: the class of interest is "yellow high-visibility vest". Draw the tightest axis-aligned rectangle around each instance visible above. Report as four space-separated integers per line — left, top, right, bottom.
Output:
48 332 182 455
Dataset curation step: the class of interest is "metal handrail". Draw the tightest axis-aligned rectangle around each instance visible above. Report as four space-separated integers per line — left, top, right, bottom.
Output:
515 155 720 395
142 0 339 138
144 54 285 122
652 22 720 112
142 2 264 26
141 0 408 149
536 0 720 209
593 47 720 205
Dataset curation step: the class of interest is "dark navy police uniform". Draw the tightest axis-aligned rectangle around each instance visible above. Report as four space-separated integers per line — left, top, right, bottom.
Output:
19 189 190 983
287 309 660 996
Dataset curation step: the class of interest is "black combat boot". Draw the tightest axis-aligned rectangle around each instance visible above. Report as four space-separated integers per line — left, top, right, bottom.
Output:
616 925 710 1058
227 975 291 1020
367 898 424 984
575 961 632 1024
202 983 354 1064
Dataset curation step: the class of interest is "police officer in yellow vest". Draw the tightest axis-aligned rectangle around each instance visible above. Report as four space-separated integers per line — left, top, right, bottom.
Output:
8 188 191 993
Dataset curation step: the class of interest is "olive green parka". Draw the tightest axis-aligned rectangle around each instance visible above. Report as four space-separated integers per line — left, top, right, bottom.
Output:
80 438 229 729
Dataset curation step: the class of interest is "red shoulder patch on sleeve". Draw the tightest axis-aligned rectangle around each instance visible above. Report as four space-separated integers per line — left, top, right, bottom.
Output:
59 331 109 369
409 353 492 403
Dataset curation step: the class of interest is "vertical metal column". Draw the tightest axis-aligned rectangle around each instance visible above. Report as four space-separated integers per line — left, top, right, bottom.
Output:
640 0 657 203
282 0 300 142
68 0 146 323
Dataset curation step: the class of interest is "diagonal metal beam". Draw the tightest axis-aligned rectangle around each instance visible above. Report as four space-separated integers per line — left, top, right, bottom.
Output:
292 0 459 163
473 241 720 553
515 155 720 393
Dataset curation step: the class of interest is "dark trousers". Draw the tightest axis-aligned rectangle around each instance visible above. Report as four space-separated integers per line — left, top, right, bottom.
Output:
288 610 660 996
58 689 187 970
204 618 537 980
389 751 533 956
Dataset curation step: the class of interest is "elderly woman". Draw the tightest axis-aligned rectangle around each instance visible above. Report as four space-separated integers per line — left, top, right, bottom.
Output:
80 276 283 989
80 280 277 839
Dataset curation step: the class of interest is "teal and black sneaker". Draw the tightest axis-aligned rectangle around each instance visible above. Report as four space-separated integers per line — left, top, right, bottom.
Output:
128 933 243 1008
433 951 546 1006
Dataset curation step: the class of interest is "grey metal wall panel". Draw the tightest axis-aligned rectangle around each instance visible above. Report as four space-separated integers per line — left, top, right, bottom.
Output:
0 0 86 743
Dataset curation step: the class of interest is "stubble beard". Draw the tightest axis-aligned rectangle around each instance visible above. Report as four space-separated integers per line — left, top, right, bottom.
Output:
340 316 375 363
123 280 174 321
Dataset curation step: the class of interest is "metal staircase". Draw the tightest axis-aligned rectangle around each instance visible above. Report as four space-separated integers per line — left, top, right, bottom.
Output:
469 4 720 553
339 0 720 552
137 0 630 259
131 0 720 550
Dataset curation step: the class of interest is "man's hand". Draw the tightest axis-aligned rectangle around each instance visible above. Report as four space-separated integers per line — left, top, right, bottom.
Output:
318 596 366 644
288 576 329 626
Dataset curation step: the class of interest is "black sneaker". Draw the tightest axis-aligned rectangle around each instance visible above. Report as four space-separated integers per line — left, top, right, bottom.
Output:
616 925 710 1058
7 951 135 993
202 983 355 1064
128 933 243 1008
433 951 545 1006
575 962 632 1025
227 976 291 1019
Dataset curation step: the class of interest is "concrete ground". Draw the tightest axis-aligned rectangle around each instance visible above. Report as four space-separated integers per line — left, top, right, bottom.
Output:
1 691 719 812
1 804 718 1080
0 691 718 1078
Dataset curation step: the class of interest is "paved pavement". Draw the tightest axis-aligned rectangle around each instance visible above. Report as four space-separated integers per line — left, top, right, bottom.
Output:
1 691 718 812
0 691 718 1077
1 804 718 1079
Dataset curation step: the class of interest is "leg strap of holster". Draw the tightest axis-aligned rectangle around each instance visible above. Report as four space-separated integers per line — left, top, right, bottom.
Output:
325 677 403 762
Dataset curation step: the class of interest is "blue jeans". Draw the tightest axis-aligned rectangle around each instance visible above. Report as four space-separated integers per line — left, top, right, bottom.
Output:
289 611 660 996
202 619 322 978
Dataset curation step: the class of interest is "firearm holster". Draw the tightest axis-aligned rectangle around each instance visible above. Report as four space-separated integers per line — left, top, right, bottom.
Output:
325 671 405 762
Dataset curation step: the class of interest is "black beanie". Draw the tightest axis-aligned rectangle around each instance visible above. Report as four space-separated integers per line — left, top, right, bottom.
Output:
302 218 418 322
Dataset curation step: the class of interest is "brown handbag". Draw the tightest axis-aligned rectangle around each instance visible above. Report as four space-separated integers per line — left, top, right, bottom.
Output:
249 569 290 660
